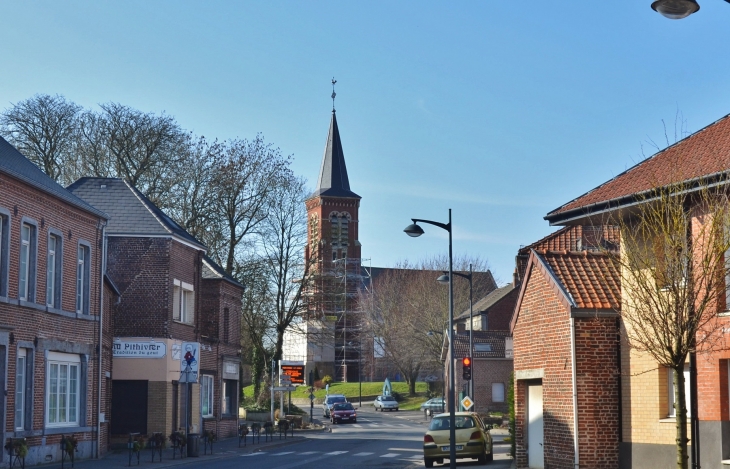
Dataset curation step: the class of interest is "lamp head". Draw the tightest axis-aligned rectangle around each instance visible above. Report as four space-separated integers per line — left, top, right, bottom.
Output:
436 274 450 284
403 223 424 237
651 0 699 19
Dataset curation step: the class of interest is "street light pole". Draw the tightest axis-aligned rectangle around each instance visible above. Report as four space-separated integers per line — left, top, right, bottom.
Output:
405 209 456 469
438 265 474 406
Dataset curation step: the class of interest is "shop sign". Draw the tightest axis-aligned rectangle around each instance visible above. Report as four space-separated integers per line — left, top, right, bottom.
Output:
113 340 166 358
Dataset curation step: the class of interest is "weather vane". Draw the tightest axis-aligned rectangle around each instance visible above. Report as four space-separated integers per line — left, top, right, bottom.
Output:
331 77 337 112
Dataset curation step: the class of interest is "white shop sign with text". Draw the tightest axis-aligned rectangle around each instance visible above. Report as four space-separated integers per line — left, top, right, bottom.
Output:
113 340 167 358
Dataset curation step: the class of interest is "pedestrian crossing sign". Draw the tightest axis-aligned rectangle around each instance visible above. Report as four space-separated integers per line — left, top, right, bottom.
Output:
461 396 474 410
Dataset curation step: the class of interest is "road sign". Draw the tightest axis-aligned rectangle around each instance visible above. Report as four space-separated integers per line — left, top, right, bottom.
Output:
179 342 200 383
461 395 474 411
273 386 296 392
309 393 316 401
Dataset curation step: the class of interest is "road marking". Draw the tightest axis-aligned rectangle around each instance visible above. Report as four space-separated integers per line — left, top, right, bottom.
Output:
380 453 400 458
409 455 423 459
353 452 374 456
240 452 267 457
326 451 348 455
299 451 319 455
272 452 294 456
388 448 421 452
352 424 362 427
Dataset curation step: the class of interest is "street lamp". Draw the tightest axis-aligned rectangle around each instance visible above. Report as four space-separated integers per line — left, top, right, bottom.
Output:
437 263 474 407
651 0 700 18
404 210 457 469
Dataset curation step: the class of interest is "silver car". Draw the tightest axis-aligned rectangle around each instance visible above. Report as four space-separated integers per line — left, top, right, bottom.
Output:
322 394 347 417
373 395 399 411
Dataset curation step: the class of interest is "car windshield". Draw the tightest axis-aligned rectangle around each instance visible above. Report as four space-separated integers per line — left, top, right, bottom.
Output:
327 396 346 405
429 416 476 431
334 403 353 410
382 396 396 402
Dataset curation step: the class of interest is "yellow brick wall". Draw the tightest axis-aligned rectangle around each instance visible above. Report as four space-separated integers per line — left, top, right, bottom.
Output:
147 381 173 434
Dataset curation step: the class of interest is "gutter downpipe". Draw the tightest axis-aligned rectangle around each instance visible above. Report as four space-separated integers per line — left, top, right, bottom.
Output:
97 221 107 459
570 316 580 469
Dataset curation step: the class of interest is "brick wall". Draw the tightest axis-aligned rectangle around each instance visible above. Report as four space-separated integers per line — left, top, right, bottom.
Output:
452 358 512 414
0 170 109 463
107 237 170 337
513 263 575 469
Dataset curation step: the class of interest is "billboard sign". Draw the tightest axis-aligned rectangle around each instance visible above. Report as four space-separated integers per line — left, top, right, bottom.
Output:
281 361 305 385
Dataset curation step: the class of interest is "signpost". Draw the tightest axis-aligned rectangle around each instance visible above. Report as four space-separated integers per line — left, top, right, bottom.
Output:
179 342 199 438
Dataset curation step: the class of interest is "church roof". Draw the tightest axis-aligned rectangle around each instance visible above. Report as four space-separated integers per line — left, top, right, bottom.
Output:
310 112 360 199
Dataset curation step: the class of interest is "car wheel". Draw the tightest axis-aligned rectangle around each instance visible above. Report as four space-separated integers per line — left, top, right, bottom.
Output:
424 458 434 468
486 445 493 463
478 451 487 464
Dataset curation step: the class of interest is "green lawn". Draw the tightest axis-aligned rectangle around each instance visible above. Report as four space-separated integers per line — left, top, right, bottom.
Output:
243 381 428 401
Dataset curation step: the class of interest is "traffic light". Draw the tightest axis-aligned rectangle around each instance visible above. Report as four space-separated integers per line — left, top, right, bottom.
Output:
462 357 472 380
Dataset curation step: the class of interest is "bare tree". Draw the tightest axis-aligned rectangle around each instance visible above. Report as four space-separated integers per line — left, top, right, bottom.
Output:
361 256 494 395
96 102 186 202
0 94 81 184
208 135 290 275
608 182 730 469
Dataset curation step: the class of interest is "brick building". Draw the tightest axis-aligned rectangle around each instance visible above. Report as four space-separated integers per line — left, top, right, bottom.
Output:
511 246 621 469
68 178 243 440
543 112 730 468
0 137 113 464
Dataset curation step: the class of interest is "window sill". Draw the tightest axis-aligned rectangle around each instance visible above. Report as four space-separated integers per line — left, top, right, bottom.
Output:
659 417 676 423
173 320 195 326
202 415 214 420
44 425 92 435
19 299 44 311
719 311 730 317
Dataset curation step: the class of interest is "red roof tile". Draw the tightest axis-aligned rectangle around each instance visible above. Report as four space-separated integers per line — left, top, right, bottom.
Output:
547 113 730 221
537 250 620 310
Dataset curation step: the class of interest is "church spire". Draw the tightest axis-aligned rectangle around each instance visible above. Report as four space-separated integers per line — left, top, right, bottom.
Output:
312 82 360 199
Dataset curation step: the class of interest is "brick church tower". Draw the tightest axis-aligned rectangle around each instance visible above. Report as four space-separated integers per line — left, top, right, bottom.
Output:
304 107 363 382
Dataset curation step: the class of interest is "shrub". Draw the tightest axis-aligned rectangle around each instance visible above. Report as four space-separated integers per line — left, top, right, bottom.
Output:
321 375 333 386
313 379 324 389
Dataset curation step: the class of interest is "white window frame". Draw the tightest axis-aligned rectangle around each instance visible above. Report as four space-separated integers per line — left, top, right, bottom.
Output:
19 222 34 301
76 243 90 314
668 365 691 418
492 382 505 403
0 211 8 297
173 280 195 324
47 234 62 308
46 352 81 427
15 348 26 430
201 375 214 418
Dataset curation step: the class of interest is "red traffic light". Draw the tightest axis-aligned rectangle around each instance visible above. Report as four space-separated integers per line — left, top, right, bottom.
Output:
462 357 471 366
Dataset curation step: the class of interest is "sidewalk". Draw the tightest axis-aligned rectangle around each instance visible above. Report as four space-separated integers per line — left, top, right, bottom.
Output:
33 428 322 469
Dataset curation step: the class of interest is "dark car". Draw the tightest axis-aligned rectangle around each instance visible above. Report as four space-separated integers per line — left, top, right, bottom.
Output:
331 402 357 424
420 397 445 416
322 394 347 417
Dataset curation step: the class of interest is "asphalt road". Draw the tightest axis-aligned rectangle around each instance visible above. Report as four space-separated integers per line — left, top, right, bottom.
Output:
206 405 513 468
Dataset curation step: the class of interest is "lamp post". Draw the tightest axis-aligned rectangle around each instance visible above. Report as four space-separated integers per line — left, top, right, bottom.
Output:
348 340 363 408
437 264 474 406
405 209 456 469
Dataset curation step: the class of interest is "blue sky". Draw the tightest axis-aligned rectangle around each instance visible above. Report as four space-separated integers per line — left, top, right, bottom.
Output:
2 1 730 285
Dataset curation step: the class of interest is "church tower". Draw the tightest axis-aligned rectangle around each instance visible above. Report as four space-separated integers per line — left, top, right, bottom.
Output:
304 89 362 382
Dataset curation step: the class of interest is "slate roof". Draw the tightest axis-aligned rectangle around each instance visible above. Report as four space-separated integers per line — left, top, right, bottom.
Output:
67 178 205 249
445 330 511 360
0 136 107 219
535 250 620 310
202 255 244 289
310 112 360 199
454 284 515 321
546 113 730 224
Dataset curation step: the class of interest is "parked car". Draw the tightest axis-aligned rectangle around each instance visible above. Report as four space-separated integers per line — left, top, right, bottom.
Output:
420 397 445 416
422 412 493 468
331 402 357 424
373 395 399 411
322 394 347 417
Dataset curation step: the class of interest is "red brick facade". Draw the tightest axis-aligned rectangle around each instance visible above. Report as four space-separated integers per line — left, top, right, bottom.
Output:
513 249 620 469
0 168 111 464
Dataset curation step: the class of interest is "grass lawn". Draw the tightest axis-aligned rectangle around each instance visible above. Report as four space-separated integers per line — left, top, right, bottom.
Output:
243 381 428 401
397 395 430 411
